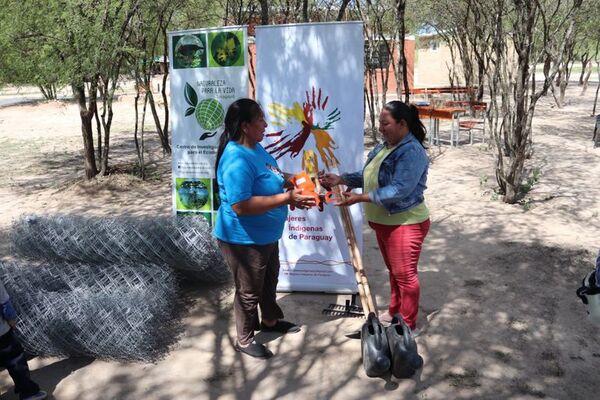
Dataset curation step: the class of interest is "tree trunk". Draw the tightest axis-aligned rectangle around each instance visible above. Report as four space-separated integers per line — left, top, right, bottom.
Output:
302 0 308 22
593 62 600 116
133 75 145 179
395 0 409 103
146 90 170 153
161 29 171 154
559 75 568 106
100 105 112 176
579 57 589 85
500 0 536 202
336 0 350 21
541 56 552 96
93 99 102 160
72 83 98 179
38 84 57 100
476 58 485 101
259 0 269 25
582 61 592 93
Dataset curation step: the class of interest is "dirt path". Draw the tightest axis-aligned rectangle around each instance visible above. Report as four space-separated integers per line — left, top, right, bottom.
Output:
0 85 599 399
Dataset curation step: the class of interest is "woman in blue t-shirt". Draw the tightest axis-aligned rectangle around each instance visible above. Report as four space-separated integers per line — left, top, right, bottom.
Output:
214 98 315 359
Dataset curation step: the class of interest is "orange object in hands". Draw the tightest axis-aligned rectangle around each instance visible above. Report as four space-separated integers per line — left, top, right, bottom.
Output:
289 171 335 212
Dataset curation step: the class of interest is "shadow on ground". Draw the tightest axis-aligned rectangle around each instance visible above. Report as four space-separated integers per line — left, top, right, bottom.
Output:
0 220 595 399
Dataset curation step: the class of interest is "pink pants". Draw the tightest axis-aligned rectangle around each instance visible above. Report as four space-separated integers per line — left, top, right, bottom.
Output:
369 219 430 330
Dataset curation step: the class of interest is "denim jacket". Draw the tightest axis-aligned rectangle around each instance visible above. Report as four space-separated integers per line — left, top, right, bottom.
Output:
342 133 428 214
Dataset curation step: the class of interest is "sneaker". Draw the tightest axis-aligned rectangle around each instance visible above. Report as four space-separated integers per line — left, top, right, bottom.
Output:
23 391 47 400
378 311 393 324
234 341 273 359
260 320 301 334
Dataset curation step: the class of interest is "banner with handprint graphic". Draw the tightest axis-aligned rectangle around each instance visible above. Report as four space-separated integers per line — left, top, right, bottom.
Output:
256 22 364 293
169 27 248 224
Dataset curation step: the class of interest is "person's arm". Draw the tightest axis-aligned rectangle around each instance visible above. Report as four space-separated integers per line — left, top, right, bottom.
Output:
319 171 365 189
334 191 370 206
232 189 315 215
595 250 600 287
368 147 426 210
0 282 17 328
222 157 316 215
282 172 295 189
340 172 363 189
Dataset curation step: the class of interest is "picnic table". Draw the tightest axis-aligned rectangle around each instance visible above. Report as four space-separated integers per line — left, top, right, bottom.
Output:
416 105 467 146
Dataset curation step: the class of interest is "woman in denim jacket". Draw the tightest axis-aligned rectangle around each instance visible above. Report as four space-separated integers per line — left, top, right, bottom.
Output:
319 101 430 331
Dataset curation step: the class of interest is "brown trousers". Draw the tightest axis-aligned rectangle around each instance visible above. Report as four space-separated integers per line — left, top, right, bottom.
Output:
218 240 284 345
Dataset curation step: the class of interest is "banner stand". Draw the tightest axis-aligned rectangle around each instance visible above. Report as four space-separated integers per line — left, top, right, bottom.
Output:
255 21 365 295
322 293 363 318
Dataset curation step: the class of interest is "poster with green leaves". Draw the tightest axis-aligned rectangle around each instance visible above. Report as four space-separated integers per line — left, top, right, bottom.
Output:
168 27 248 224
208 31 245 67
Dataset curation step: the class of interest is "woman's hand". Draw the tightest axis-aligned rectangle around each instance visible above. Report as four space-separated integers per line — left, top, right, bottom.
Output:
288 189 317 209
282 172 295 189
335 191 369 206
318 171 343 189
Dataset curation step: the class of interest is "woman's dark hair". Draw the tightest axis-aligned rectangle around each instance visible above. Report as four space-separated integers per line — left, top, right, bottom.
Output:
383 100 427 147
214 98 264 174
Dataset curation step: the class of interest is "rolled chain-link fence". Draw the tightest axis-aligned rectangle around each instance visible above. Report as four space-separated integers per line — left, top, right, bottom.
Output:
0 261 186 362
11 214 230 283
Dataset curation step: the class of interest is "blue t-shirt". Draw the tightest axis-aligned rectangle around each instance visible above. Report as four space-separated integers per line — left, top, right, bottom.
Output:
596 249 600 287
214 141 288 245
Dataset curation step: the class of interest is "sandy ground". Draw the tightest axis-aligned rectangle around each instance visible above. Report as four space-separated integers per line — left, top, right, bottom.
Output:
0 84 599 399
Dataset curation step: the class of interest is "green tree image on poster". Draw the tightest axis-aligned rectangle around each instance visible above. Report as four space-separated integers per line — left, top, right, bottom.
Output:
183 83 225 139
195 98 224 130
173 33 207 69
208 31 244 67
176 211 213 226
175 178 212 211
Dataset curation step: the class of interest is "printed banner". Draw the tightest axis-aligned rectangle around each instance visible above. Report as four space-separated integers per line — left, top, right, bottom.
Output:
256 22 364 293
169 27 248 224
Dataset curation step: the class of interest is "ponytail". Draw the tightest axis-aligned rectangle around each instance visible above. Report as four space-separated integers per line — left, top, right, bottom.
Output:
383 101 427 147
407 104 427 146
214 98 264 175
214 130 231 176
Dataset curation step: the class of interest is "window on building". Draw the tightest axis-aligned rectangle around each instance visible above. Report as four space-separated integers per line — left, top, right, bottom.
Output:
365 41 391 70
430 40 439 51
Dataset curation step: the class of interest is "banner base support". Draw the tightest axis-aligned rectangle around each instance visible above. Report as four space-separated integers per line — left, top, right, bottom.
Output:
322 293 364 318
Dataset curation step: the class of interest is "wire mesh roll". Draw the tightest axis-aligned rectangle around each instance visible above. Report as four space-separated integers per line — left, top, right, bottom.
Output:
0 261 185 362
11 214 230 283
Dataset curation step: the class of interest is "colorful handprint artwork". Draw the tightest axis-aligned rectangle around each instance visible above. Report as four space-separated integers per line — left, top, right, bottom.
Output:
265 87 341 170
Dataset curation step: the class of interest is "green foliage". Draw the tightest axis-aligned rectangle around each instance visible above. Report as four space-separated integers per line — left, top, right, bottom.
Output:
521 198 532 212
479 174 488 189
572 0 600 60
0 0 139 88
0 1 65 88
520 167 542 194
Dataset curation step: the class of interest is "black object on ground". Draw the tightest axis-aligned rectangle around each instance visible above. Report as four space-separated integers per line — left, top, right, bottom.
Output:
360 312 391 377
386 314 423 379
322 294 364 318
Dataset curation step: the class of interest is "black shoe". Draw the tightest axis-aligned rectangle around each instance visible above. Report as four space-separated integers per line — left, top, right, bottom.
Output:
234 341 273 359
260 320 301 333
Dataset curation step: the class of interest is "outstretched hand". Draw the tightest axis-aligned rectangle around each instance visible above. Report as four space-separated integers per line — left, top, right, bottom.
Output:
318 171 342 190
288 189 317 209
334 191 369 206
